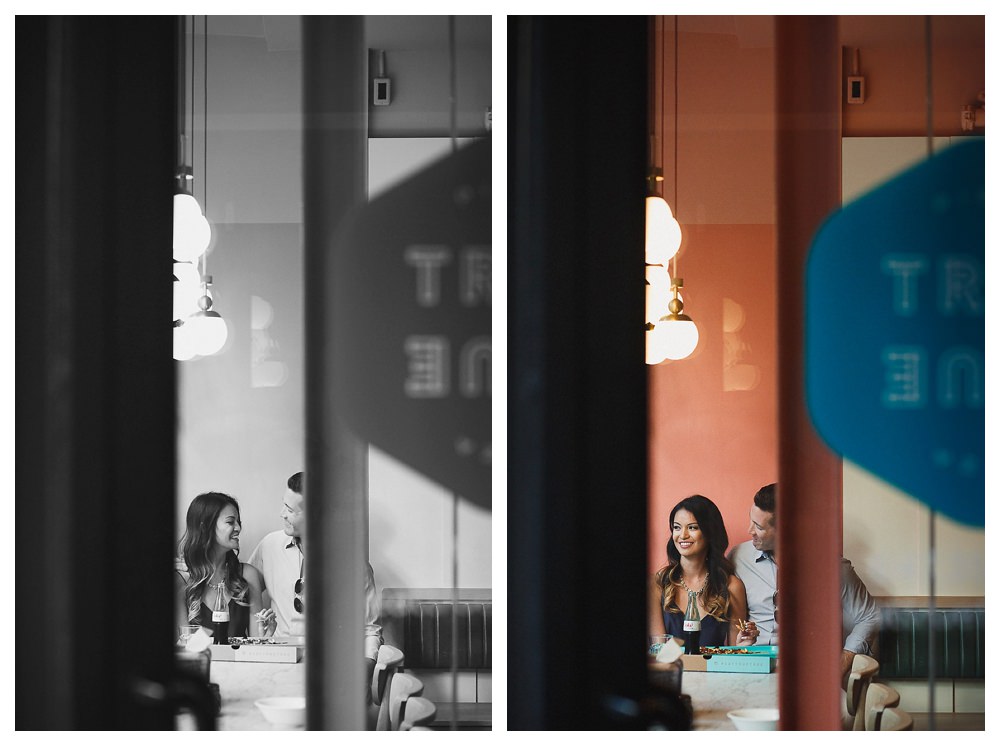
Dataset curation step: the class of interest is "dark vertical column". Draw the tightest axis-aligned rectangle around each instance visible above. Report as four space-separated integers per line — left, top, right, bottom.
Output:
509 16 650 729
774 15 844 731
302 15 369 730
16 16 176 729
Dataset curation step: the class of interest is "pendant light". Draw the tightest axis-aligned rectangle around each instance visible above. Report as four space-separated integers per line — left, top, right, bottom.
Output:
645 16 681 368
173 15 211 264
656 276 699 361
645 178 681 265
647 16 698 364
173 259 203 321
184 15 228 358
187 276 228 356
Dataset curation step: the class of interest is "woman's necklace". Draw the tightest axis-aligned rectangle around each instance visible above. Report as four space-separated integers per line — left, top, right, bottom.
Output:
207 563 227 592
680 572 707 596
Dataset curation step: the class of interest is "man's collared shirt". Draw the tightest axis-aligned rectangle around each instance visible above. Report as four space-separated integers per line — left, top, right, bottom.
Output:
729 540 779 645
840 557 879 657
248 530 383 659
730 541 879 656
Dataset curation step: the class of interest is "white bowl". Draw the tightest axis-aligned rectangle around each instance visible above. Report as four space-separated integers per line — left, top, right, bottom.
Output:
255 696 306 727
727 708 779 730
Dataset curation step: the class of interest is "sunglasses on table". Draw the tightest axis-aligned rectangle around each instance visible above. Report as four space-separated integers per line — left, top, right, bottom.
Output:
294 577 304 613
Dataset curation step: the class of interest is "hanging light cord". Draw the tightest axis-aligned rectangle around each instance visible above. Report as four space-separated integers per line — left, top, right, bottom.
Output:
201 15 209 287
672 16 679 281
655 15 663 199
189 15 195 187
204 14 208 216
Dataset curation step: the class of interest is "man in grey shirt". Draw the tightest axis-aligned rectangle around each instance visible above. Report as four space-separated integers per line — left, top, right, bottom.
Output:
729 483 880 687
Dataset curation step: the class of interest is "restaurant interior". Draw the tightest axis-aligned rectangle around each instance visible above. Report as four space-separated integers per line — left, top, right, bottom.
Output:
18 15 491 731
15 12 986 733
509 14 985 730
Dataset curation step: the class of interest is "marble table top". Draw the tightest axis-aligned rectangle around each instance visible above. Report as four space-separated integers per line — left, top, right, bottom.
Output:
682 670 778 730
177 658 305 731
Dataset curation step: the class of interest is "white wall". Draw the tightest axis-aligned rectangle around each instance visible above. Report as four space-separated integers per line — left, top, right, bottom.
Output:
841 137 984 597
842 462 984 596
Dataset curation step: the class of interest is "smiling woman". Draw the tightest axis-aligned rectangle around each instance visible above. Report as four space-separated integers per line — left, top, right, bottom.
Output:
175 492 274 642
648 494 749 648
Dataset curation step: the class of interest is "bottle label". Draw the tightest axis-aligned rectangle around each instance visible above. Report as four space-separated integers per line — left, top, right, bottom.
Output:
212 610 230 623
683 620 701 632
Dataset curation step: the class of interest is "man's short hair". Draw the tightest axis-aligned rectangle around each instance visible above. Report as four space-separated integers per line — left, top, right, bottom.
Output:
754 483 776 518
288 471 304 495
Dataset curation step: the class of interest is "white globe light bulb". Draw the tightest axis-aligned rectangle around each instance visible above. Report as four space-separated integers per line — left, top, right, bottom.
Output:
659 318 699 361
173 322 198 361
645 324 668 365
188 311 229 356
173 194 212 262
173 280 203 321
173 261 200 285
645 265 672 325
645 196 682 265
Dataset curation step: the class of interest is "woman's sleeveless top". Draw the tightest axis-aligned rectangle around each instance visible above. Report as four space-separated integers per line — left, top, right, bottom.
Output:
176 561 251 638
660 586 730 647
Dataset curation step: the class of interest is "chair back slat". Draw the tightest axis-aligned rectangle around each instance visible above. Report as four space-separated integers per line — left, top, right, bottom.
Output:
863 682 900 731
401 696 437 730
388 672 425 731
846 653 880 730
879 706 914 731
371 645 405 730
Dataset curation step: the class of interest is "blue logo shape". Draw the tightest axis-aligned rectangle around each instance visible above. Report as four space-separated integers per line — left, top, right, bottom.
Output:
805 139 984 526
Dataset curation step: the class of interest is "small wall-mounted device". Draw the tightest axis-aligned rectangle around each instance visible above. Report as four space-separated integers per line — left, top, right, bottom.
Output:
847 75 866 104
373 49 391 106
846 47 865 105
373 77 391 106
485 105 491 132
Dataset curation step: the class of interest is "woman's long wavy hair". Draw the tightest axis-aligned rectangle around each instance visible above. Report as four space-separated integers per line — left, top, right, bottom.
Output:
180 492 250 623
655 494 735 622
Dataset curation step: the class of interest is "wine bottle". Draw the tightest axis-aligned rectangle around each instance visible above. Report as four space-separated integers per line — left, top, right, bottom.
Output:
683 589 701 655
211 581 230 645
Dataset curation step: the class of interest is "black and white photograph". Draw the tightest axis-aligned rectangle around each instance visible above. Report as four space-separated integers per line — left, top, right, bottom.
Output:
12 8 991 735
15 13 492 732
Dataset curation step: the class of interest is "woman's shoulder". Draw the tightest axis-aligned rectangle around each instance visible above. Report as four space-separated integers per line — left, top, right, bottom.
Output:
240 562 263 584
726 572 747 595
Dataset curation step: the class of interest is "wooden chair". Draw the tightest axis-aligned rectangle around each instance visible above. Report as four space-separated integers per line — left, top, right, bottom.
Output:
370 644 405 731
863 682 901 731
388 672 424 731
878 706 914 731
845 653 880 730
400 696 437 730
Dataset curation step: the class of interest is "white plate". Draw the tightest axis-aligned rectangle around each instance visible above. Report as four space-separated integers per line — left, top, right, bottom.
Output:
727 707 779 730
255 696 306 727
